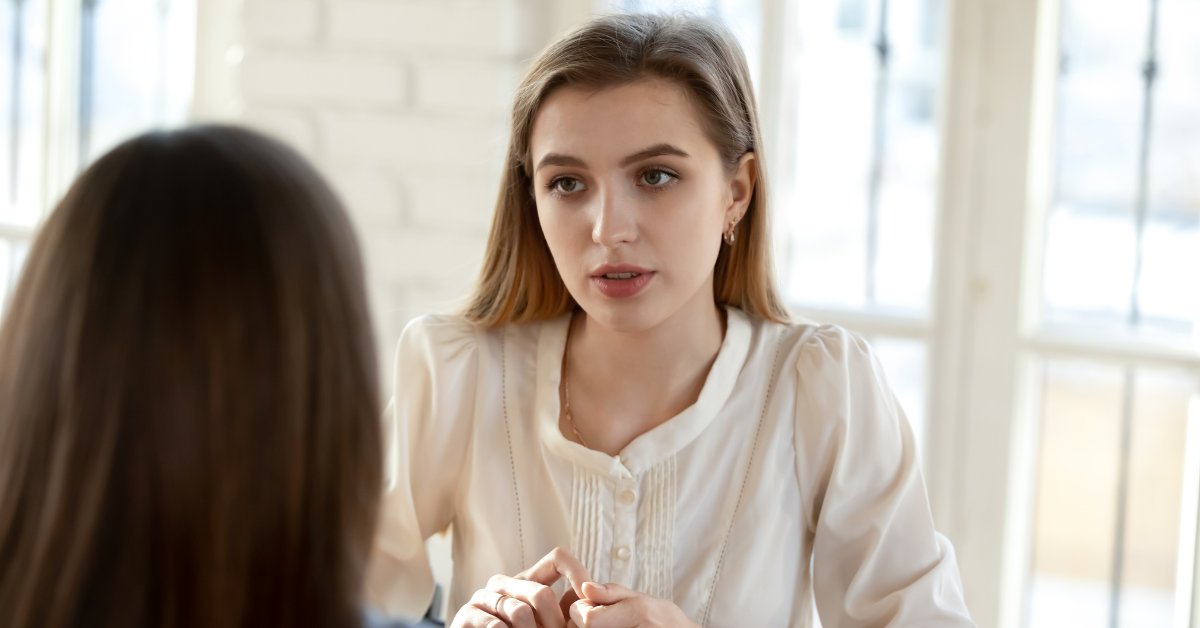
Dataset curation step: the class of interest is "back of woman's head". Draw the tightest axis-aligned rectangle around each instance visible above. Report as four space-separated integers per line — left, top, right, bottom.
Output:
0 125 382 628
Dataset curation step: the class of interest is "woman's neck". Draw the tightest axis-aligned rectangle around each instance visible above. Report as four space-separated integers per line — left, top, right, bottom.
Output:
563 289 726 456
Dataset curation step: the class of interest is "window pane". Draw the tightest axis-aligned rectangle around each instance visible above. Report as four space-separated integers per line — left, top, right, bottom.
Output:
786 0 878 310
0 0 47 226
82 0 196 164
1141 0 1200 330
1117 368 1195 626
784 0 942 316
1054 0 1147 216
1042 0 1199 342
871 0 940 312
1043 208 1136 320
1147 0 1200 221
1028 360 1199 628
1029 361 1124 628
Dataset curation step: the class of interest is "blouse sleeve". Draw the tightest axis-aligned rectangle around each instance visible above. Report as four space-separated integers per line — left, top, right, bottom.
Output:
793 326 975 627
365 315 479 620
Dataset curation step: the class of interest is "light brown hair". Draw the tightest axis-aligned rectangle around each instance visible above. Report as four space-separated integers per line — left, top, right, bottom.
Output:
464 12 790 327
0 126 382 628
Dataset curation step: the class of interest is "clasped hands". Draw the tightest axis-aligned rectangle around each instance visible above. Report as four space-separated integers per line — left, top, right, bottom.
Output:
451 547 699 628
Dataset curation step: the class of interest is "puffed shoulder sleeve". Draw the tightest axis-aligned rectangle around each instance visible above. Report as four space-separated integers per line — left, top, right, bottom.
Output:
793 326 975 627
366 315 479 620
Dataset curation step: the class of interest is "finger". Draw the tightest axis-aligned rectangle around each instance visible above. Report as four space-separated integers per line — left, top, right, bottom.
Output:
559 586 581 621
517 547 594 598
571 598 636 628
485 575 565 628
569 598 596 627
580 582 638 605
469 588 537 628
451 604 506 628
570 593 646 628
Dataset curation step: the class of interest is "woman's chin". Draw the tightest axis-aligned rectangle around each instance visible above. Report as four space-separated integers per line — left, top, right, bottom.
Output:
577 294 673 335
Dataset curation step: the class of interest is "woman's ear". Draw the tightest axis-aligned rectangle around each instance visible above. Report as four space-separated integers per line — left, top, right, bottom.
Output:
726 152 757 225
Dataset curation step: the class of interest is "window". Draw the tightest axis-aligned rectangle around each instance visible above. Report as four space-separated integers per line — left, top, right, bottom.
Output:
1040 0 1198 346
0 0 195 311
1028 361 1198 627
1025 0 1200 625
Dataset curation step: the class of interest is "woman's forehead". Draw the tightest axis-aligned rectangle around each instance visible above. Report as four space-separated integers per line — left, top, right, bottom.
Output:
528 79 714 166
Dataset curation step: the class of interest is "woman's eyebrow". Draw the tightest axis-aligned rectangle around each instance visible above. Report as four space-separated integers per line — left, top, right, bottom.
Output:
534 143 690 173
536 154 587 172
619 143 690 167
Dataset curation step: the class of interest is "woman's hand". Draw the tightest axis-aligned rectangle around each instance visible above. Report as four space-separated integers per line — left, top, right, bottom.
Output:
568 583 700 628
451 547 592 628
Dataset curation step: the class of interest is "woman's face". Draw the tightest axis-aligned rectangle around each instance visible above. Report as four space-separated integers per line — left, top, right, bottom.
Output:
529 79 755 333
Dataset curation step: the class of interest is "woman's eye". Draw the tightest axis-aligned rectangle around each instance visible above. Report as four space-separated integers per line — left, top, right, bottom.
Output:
640 170 674 187
552 178 584 194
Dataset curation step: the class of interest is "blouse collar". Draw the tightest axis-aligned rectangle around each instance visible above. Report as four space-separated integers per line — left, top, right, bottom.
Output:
534 307 753 478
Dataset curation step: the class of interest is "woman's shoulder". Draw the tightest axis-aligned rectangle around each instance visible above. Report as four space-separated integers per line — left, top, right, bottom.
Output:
397 311 496 356
737 312 891 416
752 315 903 440
394 313 485 378
736 309 870 369
745 315 909 478
401 312 483 344
395 312 557 371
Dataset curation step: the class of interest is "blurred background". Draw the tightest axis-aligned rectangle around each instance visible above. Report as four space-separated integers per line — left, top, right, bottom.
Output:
1 0 1197 627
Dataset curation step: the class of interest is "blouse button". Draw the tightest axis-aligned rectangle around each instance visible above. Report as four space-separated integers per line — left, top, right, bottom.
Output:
615 546 631 561
618 489 635 505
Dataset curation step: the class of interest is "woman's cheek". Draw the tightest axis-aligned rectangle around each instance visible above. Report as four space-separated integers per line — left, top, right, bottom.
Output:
540 200 593 293
656 209 723 286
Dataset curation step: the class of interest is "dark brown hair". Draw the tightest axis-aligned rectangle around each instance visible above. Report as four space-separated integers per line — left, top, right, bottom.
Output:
464 12 790 326
0 126 382 628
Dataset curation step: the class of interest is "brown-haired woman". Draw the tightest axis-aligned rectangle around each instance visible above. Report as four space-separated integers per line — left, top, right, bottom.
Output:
0 126 403 628
368 13 975 628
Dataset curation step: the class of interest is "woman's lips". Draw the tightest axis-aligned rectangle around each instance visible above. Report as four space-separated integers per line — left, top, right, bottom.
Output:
591 271 656 299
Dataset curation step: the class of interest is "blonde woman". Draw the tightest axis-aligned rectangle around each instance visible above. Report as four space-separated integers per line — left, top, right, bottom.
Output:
368 13 974 628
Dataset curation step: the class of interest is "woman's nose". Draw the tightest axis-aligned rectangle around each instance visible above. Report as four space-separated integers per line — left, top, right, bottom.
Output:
591 186 637 248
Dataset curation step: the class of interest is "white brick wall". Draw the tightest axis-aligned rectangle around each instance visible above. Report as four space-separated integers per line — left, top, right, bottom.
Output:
329 1 514 54
231 0 600 387
244 0 320 43
241 54 407 106
414 57 521 116
320 112 504 168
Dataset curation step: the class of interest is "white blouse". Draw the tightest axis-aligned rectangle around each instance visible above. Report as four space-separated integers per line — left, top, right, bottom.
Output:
367 308 975 627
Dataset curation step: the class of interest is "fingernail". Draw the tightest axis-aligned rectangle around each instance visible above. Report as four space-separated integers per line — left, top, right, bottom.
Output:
588 582 606 591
